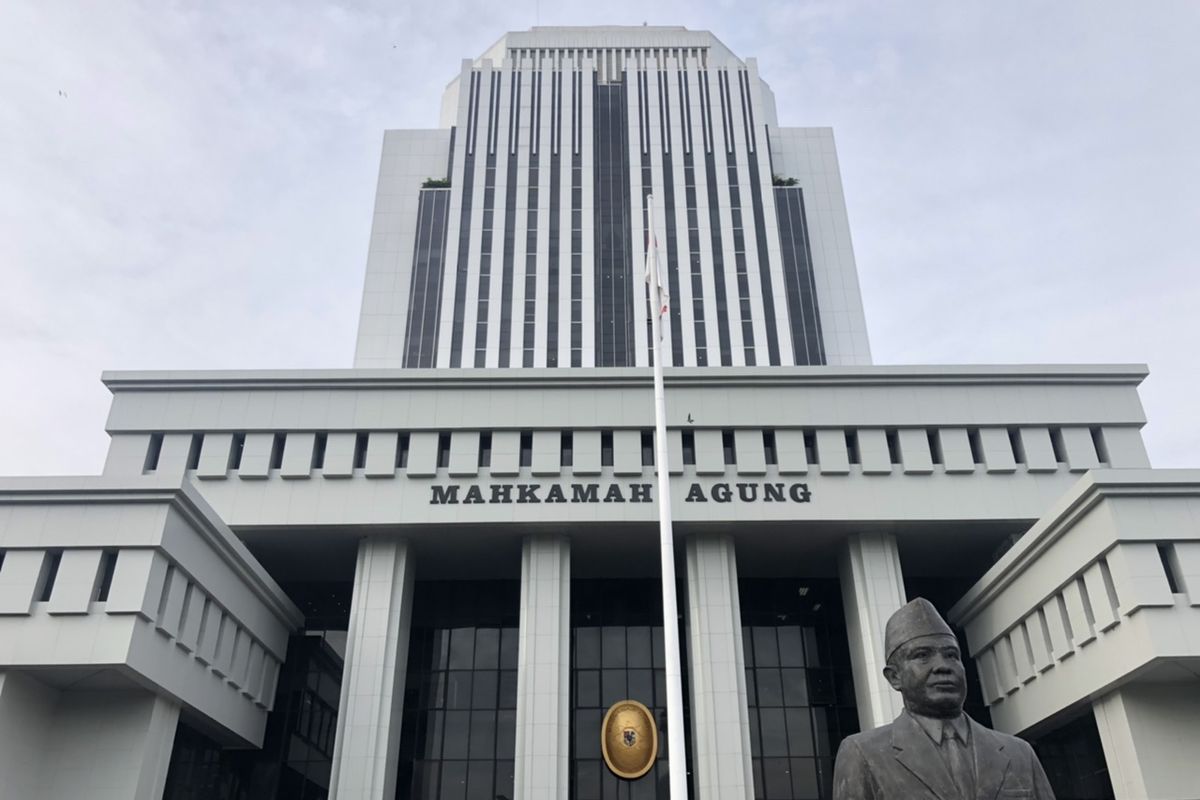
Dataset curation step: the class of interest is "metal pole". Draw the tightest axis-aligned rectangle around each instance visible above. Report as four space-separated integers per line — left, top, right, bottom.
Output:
646 195 688 798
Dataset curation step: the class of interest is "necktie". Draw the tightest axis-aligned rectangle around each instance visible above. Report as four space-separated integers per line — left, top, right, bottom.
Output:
943 725 975 800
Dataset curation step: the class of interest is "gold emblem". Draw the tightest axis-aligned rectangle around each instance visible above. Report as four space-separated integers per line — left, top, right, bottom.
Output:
601 699 658 779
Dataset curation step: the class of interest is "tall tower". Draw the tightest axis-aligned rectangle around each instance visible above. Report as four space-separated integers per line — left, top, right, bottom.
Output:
354 26 872 370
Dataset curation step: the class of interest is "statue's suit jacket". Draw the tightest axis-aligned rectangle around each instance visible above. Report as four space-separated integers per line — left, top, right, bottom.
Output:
832 712 1055 800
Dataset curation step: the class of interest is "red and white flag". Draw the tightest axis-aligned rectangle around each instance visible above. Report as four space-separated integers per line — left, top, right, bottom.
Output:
644 203 669 325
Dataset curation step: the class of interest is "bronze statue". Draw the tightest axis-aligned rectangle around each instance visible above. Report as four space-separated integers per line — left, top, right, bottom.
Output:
832 598 1055 799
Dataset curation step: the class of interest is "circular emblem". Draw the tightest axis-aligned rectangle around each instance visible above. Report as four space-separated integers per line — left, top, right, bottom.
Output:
601 699 658 779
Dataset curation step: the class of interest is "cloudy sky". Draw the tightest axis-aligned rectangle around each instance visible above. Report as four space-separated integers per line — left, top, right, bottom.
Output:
2 0 1197 476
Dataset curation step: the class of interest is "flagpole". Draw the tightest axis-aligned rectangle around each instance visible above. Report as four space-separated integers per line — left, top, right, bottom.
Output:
645 195 689 798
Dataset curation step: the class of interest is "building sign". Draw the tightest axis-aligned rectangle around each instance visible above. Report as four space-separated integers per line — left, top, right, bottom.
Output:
428 481 812 505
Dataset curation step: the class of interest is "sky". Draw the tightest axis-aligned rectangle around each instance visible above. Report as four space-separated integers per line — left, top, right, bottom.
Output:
2 0 1198 476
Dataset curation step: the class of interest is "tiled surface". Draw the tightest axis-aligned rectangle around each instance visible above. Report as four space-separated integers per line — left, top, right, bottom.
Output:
686 535 754 799
839 532 906 730
513 536 570 800
329 537 415 800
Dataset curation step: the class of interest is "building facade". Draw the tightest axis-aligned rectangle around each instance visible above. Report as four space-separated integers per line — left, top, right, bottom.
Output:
1 26 1198 800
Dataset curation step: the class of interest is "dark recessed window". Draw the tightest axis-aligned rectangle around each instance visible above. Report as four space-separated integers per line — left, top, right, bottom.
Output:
600 431 614 468
561 432 573 467
437 433 452 469
723 430 737 465
641 430 655 466
479 432 493 468
1008 428 1026 465
185 434 204 471
95 550 118 602
519 432 533 468
927 430 943 466
804 430 818 465
845 431 860 465
312 433 328 470
36 550 63 602
228 433 246 471
397 433 410 469
269 433 286 470
682 431 696 466
352 433 369 469
763 430 777 466
1049 428 1066 464
886 430 900 464
1090 427 1109 464
968 429 984 464
143 433 164 473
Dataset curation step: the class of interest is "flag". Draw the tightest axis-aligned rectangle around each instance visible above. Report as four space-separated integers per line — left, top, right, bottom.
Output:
644 204 669 324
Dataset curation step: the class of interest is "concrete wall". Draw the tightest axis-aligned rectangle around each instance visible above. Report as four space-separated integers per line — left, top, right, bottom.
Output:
0 672 180 800
1094 683 1200 800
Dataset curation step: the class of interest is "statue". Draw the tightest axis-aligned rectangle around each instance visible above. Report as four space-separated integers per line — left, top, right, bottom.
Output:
832 598 1055 799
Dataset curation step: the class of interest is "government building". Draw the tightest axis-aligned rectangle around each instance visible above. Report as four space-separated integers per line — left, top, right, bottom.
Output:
2 26 1198 800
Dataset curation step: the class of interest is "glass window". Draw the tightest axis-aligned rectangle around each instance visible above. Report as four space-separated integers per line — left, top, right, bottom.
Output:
396 581 520 800
740 579 857 799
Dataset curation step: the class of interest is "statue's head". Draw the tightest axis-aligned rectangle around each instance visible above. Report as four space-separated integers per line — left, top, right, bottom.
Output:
882 598 966 719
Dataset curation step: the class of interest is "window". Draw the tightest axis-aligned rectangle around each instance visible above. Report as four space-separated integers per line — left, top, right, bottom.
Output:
229 433 246 471
600 431 614 468
1090 427 1110 464
269 433 286 470
396 581 519 800
437 433 452 469
844 431 860 465
764 430 778 466
641 430 655 466
353 433 369 470
479 433 493 468
723 430 737 465
886 430 900 464
36 550 63 602
143 433 163 473
1007 428 1026 464
185 434 204 471
967 429 984 464
741 579 858 799
519 432 533 468
561 432 574 467
682 431 696 466
803 431 817 465
927 429 943 466
95 550 118 602
397 433 410 469
311 433 328 470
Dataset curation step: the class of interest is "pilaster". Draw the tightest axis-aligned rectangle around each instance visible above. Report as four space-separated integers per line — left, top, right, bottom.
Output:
329 537 415 800
513 535 571 800
839 532 906 729
685 534 755 799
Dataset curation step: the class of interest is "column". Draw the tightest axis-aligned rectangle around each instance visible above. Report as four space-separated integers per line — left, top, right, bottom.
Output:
685 535 755 800
329 537 415 800
1094 684 1200 800
513 535 571 800
839 533 906 730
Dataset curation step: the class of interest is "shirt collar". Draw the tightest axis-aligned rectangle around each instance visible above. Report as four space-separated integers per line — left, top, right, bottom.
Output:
907 710 970 745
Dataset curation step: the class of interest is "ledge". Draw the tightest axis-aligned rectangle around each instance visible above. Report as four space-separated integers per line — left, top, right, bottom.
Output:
101 364 1150 392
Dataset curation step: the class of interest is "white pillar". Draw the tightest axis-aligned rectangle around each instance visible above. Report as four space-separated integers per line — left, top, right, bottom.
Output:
330 537 415 800
839 532 907 730
685 535 755 800
513 535 571 800
1093 683 1200 800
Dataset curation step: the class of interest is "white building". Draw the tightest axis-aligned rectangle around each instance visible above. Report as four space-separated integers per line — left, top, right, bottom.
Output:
1 25 1197 800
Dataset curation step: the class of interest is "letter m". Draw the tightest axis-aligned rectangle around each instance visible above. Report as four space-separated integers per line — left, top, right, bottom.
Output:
430 485 460 505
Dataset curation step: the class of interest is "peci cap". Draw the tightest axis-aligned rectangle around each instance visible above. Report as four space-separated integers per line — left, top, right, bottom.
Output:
884 598 955 662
